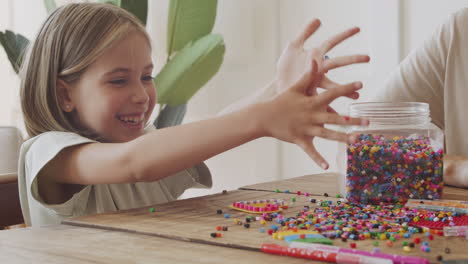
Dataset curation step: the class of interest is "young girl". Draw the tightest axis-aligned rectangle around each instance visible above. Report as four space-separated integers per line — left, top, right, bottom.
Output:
18 3 370 227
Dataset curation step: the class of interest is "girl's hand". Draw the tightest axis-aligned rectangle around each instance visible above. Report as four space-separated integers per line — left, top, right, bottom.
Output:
258 60 368 170
276 19 370 112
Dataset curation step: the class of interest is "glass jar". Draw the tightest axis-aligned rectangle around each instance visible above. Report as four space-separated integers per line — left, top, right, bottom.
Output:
339 102 444 204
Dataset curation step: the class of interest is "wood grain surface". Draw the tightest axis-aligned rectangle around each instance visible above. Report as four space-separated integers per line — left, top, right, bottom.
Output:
61 173 468 263
0 225 312 264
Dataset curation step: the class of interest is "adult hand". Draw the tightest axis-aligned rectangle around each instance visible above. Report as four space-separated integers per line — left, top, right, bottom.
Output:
276 19 370 112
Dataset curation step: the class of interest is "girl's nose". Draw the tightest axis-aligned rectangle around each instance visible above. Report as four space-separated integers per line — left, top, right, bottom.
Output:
132 83 149 104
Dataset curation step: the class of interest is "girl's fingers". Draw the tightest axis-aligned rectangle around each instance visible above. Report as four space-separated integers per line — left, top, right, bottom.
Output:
307 127 357 144
320 27 360 53
315 81 363 105
312 112 368 126
323 54 370 71
293 19 321 47
296 139 329 170
326 106 337 113
320 77 360 99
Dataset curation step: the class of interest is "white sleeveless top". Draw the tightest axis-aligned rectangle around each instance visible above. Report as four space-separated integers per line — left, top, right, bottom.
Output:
18 131 212 227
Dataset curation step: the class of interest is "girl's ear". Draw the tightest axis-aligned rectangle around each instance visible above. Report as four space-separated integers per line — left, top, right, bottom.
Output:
57 79 75 112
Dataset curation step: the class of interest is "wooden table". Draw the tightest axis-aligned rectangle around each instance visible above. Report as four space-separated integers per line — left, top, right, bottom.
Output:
1 173 467 263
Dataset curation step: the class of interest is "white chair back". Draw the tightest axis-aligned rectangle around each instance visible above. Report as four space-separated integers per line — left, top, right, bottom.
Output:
0 126 23 175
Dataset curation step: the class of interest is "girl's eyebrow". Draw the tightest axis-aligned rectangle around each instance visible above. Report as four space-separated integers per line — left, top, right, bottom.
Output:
104 63 154 76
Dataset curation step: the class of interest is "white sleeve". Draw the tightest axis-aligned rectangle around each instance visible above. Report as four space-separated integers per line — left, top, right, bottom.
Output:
372 9 459 129
19 132 95 224
157 162 212 199
142 125 212 199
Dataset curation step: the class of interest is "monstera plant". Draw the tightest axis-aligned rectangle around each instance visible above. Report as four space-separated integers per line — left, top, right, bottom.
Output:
0 0 225 129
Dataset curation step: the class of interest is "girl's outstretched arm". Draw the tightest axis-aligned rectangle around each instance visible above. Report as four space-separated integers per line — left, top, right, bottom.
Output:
43 64 366 186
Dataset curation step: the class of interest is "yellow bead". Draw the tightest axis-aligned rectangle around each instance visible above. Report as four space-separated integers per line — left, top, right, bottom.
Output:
380 234 387 240
260 220 266 225
403 246 411 252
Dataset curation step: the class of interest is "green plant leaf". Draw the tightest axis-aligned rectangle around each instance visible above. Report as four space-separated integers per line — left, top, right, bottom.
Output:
97 0 121 6
154 104 187 129
43 0 57 14
96 0 147 25
167 0 218 55
156 33 225 106
120 0 148 26
0 30 30 74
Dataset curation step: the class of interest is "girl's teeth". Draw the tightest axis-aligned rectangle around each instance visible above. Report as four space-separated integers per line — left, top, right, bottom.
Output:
119 116 143 123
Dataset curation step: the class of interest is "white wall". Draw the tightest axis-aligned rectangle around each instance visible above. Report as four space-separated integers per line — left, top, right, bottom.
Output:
1 0 467 198
402 0 468 57
180 0 282 197
0 0 20 129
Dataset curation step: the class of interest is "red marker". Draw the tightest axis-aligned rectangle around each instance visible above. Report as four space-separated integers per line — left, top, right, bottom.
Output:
261 244 337 262
261 244 393 264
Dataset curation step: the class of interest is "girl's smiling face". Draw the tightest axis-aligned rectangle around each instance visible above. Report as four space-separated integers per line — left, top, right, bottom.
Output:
64 31 156 142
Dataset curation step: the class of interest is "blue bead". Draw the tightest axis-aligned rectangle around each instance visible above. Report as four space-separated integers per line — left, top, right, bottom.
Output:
224 213 230 218
260 227 265 233
423 242 429 246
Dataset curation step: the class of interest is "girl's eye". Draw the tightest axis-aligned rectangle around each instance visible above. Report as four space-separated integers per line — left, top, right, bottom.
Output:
109 79 127 85
142 75 155 82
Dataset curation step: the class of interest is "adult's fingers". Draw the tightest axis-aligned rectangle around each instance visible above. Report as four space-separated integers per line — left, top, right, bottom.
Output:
315 81 362 105
292 19 321 47
320 27 360 53
296 139 329 170
323 54 370 71
290 59 318 93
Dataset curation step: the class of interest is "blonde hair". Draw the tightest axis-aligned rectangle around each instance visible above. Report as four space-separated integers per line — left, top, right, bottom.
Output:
20 3 150 139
